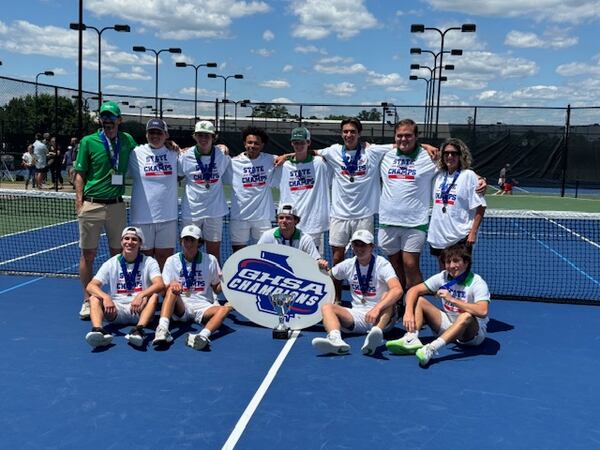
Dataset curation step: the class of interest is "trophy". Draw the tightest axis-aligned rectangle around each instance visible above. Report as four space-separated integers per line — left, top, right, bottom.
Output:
269 293 294 339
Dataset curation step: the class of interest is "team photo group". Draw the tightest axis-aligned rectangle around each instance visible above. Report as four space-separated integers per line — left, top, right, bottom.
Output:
75 100 490 367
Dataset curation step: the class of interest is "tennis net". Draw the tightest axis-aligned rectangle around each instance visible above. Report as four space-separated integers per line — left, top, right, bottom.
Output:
1 188 599 304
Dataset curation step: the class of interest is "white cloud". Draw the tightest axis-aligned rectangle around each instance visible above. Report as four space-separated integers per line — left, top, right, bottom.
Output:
263 30 274 41
271 97 293 103
505 29 578 49
104 84 141 93
179 87 221 97
294 45 327 54
556 61 600 76
314 56 366 74
86 0 270 39
366 71 404 87
260 80 290 88
324 82 356 96
283 64 293 73
291 0 378 40
0 20 79 59
252 48 274 57
424 0 600 24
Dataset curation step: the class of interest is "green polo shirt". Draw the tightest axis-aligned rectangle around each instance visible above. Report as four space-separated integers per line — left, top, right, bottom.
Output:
74 129 137 199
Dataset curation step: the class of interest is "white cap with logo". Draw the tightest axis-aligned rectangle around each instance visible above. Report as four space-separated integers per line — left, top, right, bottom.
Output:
121 226 145 243
350 229 374 244
277 203 300 220
180 224 202 240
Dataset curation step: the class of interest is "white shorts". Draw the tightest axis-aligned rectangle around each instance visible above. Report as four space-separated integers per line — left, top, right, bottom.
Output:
341 305 397 334
305 231 325 254
438 310 486 346
230 219 272 245
378 226 426 255
107 301 139 325
173 299 215 324
183 217 224 242
137 220 177 250
329 216 374 247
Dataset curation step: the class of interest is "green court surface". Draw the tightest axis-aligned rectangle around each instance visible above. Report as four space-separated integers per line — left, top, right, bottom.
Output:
485 190 600 212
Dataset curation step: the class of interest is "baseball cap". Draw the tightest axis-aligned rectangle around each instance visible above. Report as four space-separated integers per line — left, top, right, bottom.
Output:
146 118 168 132
180 224 202 240
194 120 216 135
277 203 300 220
121 226 145 243
291 127 311 142
99 101 121 117
351 229 374 245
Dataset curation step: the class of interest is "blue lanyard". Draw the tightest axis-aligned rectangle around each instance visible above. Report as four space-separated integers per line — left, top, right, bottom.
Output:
194 146 216 187
355 255 375 296
341 145 361 179
99 130 121 171
441 170 461 206
441 270 469 290
179 251 202 291
118 254 142 292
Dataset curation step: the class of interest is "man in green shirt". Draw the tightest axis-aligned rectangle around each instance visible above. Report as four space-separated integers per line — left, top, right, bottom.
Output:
74 101 137 320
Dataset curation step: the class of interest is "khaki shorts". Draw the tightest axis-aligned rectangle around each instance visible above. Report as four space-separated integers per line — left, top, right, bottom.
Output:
78 201 126 250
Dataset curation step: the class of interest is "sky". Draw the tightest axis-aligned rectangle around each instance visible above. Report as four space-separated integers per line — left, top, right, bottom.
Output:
1 0 599 121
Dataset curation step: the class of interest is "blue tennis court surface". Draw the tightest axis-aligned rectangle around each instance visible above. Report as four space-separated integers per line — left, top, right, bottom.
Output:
1 274 599 449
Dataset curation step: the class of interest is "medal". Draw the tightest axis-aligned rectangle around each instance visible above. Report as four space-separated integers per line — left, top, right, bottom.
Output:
194 146 216 190
180 251 202 296
185 291 191 297
440 170 460 214
205 182 210 190
341 144 361 183
127 292 132 296
349 176 354 182
442 206 447 213
119 254 142 296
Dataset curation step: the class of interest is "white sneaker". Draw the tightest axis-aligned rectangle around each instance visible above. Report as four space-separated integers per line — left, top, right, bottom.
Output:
386 334 423 355
85 328 112 348
416 344 437 367
152 326 173 346
361 327 384 355
125 326 146 347
311 335 350 355
79 301 91 320
186 333 210 350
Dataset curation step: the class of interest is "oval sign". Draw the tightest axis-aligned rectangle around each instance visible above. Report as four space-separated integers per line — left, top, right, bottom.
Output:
222 244 334 330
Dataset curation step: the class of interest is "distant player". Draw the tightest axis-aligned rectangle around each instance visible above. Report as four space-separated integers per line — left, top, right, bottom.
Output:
153 225 232 350
386 243 490 367
311 230 403 356
84 227 164 349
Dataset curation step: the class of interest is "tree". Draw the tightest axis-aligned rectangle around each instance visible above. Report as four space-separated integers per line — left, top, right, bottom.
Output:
253 104 290 118
357 108 382 122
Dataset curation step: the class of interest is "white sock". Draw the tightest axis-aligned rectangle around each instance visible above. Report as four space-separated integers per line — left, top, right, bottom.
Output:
370 326 382 335
430 337 446 352
200 328 212 339
158 317 170 329
328 329 342 340
404 331 419 340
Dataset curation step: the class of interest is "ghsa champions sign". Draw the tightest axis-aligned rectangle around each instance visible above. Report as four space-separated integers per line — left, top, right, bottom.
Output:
222 244 334 330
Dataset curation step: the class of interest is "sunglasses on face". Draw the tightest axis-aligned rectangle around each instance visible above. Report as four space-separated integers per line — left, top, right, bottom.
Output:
147 130 164 135
443 151 460 156
100 115 118 123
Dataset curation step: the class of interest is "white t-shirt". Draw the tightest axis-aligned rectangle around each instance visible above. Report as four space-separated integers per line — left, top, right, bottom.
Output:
258 227 322 260
178 146 231 221
128 143 178 224
32 140 47 169
93 254 161 304
162 251 221 304
279 155 331 234
319 144 387 220
378 145 437 227
427 169 487 249
22 152 34 166
227 152 277 221
424 270 490 327
331 254 397 310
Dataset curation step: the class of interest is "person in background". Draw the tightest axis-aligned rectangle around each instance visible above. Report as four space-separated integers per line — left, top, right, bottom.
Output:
22 144 36 189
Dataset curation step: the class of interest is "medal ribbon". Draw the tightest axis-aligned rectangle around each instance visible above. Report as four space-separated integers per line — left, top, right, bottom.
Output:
118 253 142 292
341 145 361 179
441 170 461 208
180 251 202 292
194 146 216 186
99 130 121 171
441 270 469 290
355 255 375 296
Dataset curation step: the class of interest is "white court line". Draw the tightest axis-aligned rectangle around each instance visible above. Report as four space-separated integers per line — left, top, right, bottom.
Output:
545 217 600 250
222 330 300 450
1 219 77 239
0 240 79 267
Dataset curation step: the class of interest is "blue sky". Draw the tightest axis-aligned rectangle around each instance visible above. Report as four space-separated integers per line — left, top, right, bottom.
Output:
1 0 599 120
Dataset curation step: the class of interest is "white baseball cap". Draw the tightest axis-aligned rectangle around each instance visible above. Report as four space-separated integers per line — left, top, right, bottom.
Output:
351 229 374 244
180 224 202 240
121 226 145 243
194 120 216 135
277 203 300 220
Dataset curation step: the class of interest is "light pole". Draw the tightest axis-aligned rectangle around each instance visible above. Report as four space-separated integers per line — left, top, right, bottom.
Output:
133 46 182 113
207 73 244 130
69 22 130 105
35 71 54 97
175 61 217 120
411 23 475 138
410 63 454 138
129 104 154 123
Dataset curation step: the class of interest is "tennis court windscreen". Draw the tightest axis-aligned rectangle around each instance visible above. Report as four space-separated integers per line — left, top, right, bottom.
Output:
1 188 599 304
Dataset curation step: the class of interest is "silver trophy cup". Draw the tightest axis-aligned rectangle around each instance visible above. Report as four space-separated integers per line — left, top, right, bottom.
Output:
269 293 294 339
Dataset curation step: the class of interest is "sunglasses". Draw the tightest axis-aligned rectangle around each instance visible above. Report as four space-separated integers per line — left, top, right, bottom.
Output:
443 151 460 156
100 115 118 123
147 129 164 135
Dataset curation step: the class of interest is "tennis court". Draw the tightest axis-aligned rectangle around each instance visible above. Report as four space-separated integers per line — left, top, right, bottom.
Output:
1 188 599 448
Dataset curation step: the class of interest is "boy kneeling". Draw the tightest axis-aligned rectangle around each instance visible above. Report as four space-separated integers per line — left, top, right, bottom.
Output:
153 225 231 350
386 243 490 366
